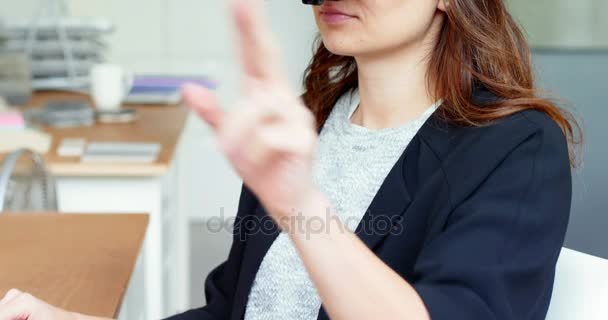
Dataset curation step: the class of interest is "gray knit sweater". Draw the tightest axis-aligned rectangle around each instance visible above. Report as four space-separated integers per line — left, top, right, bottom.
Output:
244 89 439 320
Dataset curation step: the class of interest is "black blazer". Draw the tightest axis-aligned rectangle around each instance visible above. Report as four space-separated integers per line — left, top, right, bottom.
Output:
168 89 572 320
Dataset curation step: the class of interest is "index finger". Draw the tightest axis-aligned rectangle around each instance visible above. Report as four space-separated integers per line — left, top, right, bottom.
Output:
232 0 286 83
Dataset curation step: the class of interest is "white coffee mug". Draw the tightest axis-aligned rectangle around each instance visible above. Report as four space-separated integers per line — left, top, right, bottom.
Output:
90 64 133 111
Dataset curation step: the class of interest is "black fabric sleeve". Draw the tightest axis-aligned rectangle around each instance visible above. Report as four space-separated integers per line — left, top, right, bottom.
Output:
164 185 258 320
412 123 572 320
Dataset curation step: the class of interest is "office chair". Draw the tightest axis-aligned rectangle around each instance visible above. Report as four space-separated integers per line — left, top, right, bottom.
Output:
546 247 608 320
0 148 57 211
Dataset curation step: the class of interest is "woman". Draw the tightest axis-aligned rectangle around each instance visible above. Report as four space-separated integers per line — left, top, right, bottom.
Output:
0 0 578 319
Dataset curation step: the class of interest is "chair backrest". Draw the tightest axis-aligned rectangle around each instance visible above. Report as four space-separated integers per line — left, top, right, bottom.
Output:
0 148 57 211
546 247 608 320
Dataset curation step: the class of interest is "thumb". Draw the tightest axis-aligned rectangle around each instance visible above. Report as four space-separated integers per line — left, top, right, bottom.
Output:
0 289 21 306
181 83 225 130
0 292 31 320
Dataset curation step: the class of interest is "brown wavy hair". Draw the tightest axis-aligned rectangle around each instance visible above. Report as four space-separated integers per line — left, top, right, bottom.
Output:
302 0 581 165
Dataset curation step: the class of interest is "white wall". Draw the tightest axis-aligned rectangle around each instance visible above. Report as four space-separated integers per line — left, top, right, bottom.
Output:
0 0 318 220
508 0 608 48
0 0 316 91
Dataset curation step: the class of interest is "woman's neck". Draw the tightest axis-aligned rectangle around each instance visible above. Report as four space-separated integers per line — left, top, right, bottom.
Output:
352 16 443 129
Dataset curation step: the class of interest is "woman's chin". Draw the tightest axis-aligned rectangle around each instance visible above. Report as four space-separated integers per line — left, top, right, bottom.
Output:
321 38 360 57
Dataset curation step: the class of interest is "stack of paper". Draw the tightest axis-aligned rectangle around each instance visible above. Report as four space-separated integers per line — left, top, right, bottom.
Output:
81 142 161 163
0 129 52 153
39 100 94 127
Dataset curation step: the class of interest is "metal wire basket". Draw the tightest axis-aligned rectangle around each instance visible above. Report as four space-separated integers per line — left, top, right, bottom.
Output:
0 148 57 211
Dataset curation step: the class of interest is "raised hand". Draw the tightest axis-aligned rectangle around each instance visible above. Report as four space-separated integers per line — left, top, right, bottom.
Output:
182 0 319 224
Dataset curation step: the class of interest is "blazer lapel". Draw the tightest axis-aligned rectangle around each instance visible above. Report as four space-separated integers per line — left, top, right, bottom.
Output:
316 138 418 320
353 138 415 250
232 205 280 320
318 113 450 320
353 107 453 251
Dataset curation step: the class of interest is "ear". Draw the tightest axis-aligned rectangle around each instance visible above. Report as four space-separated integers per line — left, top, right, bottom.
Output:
437 0 447 12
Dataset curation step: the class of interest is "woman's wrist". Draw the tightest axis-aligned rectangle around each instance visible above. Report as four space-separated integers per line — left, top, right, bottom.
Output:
263 183 324 228
283 188 344 240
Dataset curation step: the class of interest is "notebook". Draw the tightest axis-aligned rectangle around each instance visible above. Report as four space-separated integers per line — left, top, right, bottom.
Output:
0 111 26 130
124 75 217 105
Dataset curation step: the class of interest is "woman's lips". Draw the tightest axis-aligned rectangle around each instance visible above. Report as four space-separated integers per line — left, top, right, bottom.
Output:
319 10 356 24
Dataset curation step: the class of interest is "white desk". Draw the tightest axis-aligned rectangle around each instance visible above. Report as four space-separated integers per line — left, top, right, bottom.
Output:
5 91 191 319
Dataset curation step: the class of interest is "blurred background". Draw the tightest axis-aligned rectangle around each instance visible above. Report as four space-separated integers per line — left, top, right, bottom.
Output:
0 0 606 317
